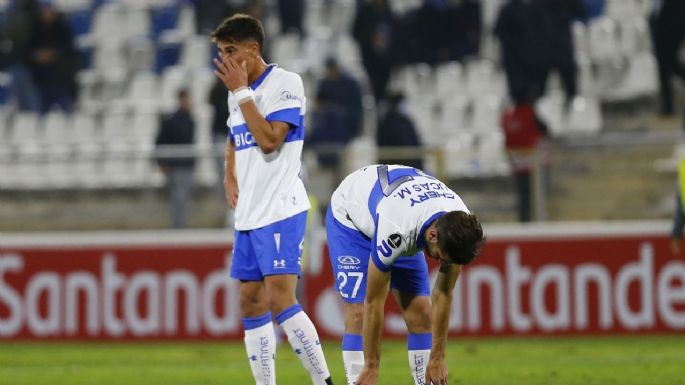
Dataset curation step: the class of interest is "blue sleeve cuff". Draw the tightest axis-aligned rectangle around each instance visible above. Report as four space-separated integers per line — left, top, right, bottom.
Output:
266 107 300 127
371 246 390 273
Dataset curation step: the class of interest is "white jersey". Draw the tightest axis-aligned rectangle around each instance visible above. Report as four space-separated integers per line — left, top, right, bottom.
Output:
330 165 469 271
227 64 310 230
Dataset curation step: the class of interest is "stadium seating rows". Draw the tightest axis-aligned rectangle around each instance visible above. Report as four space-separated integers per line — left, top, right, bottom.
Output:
0 0 659 189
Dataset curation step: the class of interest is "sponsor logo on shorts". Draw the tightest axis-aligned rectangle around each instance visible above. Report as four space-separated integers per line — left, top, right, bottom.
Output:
338 256 361 265
337 256 361 271
273 259 286 268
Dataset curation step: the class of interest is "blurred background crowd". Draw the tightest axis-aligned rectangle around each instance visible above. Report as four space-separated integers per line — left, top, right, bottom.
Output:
0 0 683 231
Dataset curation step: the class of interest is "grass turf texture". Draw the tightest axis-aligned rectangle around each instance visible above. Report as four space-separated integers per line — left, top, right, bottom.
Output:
1 336 684 385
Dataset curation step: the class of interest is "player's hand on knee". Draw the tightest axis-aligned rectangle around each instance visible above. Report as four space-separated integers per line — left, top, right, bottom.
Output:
425 357 449 385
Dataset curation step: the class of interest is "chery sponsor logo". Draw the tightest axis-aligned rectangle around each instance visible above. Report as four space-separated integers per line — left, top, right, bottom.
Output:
337 256 361 271
0 253 240 338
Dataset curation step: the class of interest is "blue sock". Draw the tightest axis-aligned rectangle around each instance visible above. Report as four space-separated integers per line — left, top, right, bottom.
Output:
408 333 432 385
342 333 364 385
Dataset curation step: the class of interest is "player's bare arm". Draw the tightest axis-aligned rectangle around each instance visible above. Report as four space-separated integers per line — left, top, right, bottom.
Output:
425 263 461 385
224 139 238 208
213 56 290 154
356 261 391 385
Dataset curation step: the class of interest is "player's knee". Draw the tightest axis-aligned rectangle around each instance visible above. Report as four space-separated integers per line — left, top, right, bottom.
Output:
239 286 268 316
267 291 297 315
405 301 432 333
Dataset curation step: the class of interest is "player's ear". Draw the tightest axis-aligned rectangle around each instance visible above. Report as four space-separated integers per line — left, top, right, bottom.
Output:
250 41 260 57
426 224 439 244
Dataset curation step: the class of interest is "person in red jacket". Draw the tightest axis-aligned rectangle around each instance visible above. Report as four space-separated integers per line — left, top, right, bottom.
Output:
501 103 549 222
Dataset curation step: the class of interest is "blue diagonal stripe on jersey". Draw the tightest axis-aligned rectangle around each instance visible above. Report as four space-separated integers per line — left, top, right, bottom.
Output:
367 166 421 225
266 107 301 128
231 119 305 152
250 64 276 90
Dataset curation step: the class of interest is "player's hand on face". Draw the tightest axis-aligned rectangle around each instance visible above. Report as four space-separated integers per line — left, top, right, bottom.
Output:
213 56 248 92
224 177 239 208
354 366 378 385
425 357 449 385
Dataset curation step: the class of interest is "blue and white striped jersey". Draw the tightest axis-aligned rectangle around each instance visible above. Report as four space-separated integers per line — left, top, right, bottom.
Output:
330 165 469 271
227 64 310 230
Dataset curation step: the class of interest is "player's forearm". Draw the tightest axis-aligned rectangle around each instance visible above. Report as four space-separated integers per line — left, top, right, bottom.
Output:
430 289 452 359
362 296 385 368
430 264 461 359
239 101 282 153
363 264 391 368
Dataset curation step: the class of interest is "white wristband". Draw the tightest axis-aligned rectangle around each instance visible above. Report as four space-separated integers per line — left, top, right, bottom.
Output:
233 87 253 105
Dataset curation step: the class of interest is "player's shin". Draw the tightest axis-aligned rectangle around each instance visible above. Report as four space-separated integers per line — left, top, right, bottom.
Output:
342 333 364 385
276 304 333 385
242 312 277 385
407 333 432 385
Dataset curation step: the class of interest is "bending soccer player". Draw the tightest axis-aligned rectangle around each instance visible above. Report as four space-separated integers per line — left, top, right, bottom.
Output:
326 164 485 385
212 14 334 385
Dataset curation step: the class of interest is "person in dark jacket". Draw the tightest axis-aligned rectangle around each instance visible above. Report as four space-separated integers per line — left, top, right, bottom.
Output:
352 0 396 102
376 92 423 170
316 57 364 137
537 0 585 103
651 0 685 116
156 89 196 229
28 3 78 113
1 0 41 111
495 0 548 104
496 0 584 105
277 0 305 37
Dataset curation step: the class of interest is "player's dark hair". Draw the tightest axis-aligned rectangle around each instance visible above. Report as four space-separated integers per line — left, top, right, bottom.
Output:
436 211 485 265
210 13 264 51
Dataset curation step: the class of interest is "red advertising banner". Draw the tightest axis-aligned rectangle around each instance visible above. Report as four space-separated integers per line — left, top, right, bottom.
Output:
0 245 236 340
1 226 684 340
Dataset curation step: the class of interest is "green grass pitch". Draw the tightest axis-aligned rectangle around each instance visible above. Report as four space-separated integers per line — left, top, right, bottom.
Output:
2 336 684 385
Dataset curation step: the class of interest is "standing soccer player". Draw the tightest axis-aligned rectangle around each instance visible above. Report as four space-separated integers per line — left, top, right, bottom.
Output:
326 164 485 385
212 14 334 385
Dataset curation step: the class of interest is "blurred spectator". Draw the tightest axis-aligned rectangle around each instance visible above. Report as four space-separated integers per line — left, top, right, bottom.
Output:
650 0 685 116
404 0 482 65
582 0 604 19
537 0 585 103
307 90 352 171
311 58 362 174
376 92 423 170
193 0 236 35
278 0 305 37
501 103 549 222
28 4 78 114
495 0 548 104
0 0 41 111
353 0 397 102
156 89 196 229
209 77 229 193
316 57 364 137
495 0 584 105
